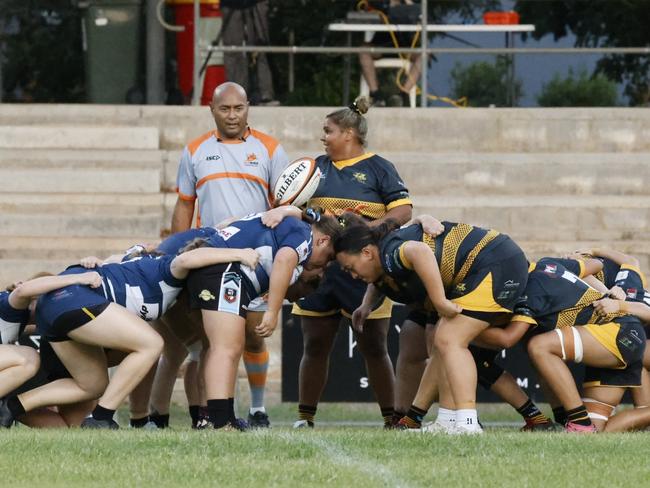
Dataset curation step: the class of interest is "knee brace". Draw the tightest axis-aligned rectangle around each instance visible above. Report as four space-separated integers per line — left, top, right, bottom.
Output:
554 327 583 363
583 397 615 422
186 340 203 362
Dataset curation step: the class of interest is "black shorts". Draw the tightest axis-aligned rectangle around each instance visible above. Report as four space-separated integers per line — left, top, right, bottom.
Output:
10 339 72 397
582 316 647 388
405 308 437 329
36 267 111 342
187 263 253 318
292 262 392 319
449 238 528 324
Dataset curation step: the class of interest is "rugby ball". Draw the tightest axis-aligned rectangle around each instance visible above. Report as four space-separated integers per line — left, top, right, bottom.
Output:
273 157 322 207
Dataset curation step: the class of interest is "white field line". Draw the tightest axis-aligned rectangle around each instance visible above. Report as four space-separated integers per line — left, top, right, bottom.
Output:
275 431 412 488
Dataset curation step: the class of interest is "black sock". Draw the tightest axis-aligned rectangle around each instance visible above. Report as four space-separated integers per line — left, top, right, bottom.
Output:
129 416 149 428
553 406 567 425
7 396 25 418
92 404 115 422
392 410 406 425
228 398 236 422
150 412 169 428
566 405 591 426
298 404 317 424
516 399 541 418
403 405 427 428
380 406 395 426
189 405 200 426
207 399 229 428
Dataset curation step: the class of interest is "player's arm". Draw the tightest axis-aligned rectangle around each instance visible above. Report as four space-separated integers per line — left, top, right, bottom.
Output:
171 198 195 233
594 298 650 323
255 247 300 337
474 321 532 350
402 241 461 318
8 272 103 309
583 275 609 294
261 205 302 229
590 247 640 268
170 247 260 280
351 283 385 333
368 204 412 227
404 214 445 236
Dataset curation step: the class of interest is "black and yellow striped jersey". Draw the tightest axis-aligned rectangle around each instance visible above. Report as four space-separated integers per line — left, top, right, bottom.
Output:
513 257 625 332
308 152 411 221
374 222 512 306
590 256 649 304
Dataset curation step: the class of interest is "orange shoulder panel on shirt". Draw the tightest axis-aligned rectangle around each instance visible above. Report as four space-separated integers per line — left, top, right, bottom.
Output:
250 129 279 158
187 131 216 156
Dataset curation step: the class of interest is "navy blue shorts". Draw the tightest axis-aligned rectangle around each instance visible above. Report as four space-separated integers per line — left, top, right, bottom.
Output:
36 266 110 342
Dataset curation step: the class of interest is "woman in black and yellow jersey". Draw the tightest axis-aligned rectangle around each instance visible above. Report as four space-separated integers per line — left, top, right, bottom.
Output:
335 216 529 434
291 96 412 428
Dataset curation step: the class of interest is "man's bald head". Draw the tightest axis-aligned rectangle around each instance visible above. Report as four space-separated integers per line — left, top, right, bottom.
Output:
212 82 247 105
210 82 250 140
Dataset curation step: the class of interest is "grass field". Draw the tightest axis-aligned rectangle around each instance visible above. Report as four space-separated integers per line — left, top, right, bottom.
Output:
2 404 649 487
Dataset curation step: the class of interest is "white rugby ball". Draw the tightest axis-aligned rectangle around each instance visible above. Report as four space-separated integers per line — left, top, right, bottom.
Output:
273 157 322 207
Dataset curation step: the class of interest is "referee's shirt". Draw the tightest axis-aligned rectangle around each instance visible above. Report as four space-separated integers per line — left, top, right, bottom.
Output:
176 127 290 227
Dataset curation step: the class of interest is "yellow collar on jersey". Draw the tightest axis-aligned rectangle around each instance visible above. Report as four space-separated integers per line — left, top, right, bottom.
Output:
332 152 375 170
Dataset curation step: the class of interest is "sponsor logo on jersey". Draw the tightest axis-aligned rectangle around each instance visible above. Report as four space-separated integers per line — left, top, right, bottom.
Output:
543 264 557 275
504 280 520 289
218 226 241 240
352 172 367 183
455 283 466 293
199 289 216 301
627 288 638 299
206 155 221 161
245 153 259 166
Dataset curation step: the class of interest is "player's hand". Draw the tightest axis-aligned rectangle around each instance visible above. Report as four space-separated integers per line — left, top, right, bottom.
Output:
593 298 620 316
238 249 260 269
255 311 279 337
261 207 289 228
608 286 626 301
79 256 103 268
435 298 462 319
412 215 445 236
77 271 103 288
351 305 371 333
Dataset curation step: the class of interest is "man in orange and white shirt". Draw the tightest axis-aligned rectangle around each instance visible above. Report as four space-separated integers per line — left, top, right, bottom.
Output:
171 82 290 428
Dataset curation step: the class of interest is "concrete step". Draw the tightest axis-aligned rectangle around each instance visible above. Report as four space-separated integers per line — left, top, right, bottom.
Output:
389 152 650 196
411 195 650 242
0 236 158 260
0 148 165 168
0 193 163 215
0 214 162 238
0 126 159 150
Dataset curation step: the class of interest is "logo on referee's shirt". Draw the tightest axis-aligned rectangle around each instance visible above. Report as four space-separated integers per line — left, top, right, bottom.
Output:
245 153 259 166
199 289 216 301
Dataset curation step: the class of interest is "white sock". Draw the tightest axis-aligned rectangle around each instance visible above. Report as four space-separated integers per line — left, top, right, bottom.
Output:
250 407 266 415
456 409 480 430
436 408 456 426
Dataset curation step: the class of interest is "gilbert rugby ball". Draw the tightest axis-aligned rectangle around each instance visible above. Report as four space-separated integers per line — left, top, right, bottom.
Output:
273 157 322 207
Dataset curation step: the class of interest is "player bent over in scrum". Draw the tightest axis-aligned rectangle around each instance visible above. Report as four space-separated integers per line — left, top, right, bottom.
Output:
335 214 529 434
0 245 259 429
185 209 341 430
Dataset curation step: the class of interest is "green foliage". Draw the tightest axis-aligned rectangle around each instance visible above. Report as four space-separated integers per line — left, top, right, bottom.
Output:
450 56 522 107
1 1 84 102
537 69 618 107
516 0 650 106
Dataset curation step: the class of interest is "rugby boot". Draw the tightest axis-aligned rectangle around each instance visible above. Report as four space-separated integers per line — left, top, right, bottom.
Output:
0 398 15 428
565 421 596 433
248 411 271 428
81 417 120 429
